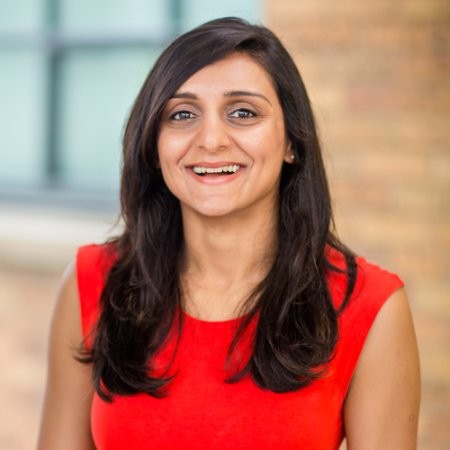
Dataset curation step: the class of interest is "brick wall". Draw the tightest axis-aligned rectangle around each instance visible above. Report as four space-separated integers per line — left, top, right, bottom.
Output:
265 0 449 295
264 1 449 448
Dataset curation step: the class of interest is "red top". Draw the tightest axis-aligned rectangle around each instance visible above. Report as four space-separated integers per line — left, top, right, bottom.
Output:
76 244 403 450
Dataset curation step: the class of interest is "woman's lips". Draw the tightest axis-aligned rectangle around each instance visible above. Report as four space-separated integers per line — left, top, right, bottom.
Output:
192 164 240 176
187 162 245 184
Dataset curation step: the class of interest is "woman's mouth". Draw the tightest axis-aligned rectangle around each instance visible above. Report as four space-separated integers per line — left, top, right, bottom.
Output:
192 164 240 176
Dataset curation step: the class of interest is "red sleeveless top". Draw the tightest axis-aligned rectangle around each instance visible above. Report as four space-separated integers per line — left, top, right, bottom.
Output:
76 244 403 450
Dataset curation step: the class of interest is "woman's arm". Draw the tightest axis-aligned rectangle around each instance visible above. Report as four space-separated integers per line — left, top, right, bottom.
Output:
37 261 96 450
344 288 420 449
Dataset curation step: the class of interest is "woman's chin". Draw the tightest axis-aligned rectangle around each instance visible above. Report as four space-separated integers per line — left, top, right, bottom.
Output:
180 201 243 220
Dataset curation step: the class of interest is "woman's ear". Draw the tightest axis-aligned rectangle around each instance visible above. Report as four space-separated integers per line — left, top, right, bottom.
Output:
283 142 295 164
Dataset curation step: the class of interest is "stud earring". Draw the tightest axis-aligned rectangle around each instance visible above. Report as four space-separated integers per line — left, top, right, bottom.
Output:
290 154 295 161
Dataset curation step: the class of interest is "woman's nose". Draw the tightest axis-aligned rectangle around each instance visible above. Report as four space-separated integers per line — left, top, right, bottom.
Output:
194 113 231 152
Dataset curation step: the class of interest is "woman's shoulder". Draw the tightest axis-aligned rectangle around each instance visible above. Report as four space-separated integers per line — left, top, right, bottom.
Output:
326 246 404 313
76 242 117 290
77 242 116 271
326 249 412 403
354 255 403 296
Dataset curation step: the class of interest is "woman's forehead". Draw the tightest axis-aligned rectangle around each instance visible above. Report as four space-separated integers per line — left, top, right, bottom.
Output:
173 53 276 98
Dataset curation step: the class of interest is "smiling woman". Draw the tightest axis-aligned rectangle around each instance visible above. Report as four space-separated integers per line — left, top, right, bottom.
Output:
38 18 420 450
158 53 292 219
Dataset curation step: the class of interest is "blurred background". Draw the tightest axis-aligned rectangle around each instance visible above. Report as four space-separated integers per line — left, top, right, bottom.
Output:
0 0 448 448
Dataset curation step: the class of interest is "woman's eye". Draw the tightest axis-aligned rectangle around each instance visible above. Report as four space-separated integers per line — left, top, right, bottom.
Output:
229 108 256 119
170 110 196 121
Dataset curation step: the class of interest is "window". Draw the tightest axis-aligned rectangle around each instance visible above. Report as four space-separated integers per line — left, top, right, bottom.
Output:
0 0 260 209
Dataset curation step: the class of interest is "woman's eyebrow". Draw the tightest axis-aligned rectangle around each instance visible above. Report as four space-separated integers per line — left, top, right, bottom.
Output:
170 90 272 105
171 92 197 99
224 90 271 105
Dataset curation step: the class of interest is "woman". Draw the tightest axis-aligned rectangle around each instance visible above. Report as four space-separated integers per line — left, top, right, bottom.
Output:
38 18 420 449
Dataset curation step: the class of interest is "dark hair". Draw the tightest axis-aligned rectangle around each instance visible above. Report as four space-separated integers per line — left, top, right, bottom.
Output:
79 17 356 400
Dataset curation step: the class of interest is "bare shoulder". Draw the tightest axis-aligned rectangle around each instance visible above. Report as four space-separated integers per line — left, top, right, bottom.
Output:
37 260 96 450
51 261 81 338
46 260 86 361
344 288 420 450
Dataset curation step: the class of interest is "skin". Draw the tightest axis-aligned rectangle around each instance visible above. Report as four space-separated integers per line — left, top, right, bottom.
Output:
37 262 96 449
38 53 420 448
344 287 420 449
157 53 292 219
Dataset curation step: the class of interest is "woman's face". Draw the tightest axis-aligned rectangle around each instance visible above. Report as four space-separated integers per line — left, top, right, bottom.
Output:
157 52 293 220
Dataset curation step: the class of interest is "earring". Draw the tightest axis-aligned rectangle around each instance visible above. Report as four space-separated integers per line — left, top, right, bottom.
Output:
290 154 295 161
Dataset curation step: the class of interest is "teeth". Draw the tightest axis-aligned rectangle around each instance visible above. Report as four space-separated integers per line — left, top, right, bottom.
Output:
193 164 240 175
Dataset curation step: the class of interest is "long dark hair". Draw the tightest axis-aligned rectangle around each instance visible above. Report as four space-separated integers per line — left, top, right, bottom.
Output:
79 17 356 401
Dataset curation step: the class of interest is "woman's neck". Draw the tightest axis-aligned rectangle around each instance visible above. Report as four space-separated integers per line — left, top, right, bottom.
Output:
180 207 278 321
